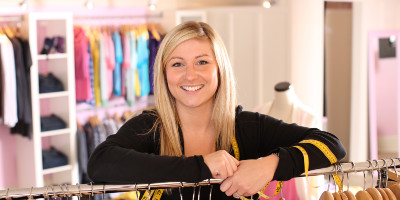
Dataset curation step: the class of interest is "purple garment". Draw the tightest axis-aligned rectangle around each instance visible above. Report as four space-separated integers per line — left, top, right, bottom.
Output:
148 31 161 94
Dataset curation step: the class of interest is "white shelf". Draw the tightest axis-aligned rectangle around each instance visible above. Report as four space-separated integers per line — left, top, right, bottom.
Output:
41 128 71 137
42 165 72 175
37 53 68 60
39 91 69 99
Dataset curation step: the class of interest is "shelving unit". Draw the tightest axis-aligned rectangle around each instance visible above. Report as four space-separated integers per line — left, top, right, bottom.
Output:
15 12 78 188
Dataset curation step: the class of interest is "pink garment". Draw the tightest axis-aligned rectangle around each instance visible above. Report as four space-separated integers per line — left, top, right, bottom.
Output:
102 31 115 99
261 180 298 200
74 27 92 101
121 32 131 97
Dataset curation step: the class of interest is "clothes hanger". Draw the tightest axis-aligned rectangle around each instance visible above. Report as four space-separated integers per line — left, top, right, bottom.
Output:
365 160 383 200
355 169 373 200
374 160 390 200
389 158 400 200
148 23 161 41
320 174 334 200
208 179 213 200
380 159 397 200
3 25 15 38
343 162 357 200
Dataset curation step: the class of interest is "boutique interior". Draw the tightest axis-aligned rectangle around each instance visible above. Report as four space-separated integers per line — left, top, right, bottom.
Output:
1 0 400 199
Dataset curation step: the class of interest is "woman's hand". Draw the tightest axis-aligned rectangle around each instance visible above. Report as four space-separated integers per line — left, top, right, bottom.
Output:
203 150 239 179
220 154 279 197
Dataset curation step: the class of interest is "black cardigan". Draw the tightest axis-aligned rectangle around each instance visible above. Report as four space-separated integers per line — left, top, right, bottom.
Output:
87 106 346 199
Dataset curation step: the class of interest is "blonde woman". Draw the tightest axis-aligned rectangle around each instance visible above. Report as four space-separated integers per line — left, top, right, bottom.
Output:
88 21 346 199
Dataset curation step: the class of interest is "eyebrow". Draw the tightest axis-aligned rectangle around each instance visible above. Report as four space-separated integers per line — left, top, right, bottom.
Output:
167 54 211 63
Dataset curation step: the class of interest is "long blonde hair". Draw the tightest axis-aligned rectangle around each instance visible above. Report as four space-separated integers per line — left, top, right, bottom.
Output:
152 21 237 156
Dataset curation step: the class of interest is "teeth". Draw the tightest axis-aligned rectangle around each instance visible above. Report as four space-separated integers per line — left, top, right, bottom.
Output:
182 85 203 91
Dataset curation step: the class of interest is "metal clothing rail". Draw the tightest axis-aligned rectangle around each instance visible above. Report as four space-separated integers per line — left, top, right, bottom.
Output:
1 158 400 199
73 12 163 20
0 16 24 22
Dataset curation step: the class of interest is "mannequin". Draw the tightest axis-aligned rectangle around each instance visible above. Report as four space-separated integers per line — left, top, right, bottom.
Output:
254 81 322 200
267 82 296 122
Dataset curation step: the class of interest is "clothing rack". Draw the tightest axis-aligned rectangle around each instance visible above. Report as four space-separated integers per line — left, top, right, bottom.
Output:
0 16 23 22
1 158 400 199
73 12 163 21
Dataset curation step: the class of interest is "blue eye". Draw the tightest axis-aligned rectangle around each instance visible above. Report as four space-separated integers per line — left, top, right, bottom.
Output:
172 63 182 67
198 60 208 65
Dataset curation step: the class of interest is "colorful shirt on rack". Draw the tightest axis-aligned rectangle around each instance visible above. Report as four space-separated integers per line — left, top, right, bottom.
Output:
148 30 162 95
112 31 123 96
98 31 108 106
74 27 93 102
137 32 150 97
126 30 137 106
88 28 101 107
103 30 115 99
121 31 130 99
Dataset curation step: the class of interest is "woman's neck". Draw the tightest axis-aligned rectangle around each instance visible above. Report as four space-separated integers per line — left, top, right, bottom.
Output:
177 104 214 134
268 88 297 122
177 104 216 157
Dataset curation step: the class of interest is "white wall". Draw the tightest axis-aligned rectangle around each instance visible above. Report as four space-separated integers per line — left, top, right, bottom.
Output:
206 4 290 110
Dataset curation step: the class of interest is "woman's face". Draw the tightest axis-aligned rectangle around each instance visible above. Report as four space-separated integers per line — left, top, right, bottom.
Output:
165 38 219 110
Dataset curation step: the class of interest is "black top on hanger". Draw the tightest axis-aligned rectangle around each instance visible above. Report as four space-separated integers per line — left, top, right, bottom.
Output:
274 81 291 92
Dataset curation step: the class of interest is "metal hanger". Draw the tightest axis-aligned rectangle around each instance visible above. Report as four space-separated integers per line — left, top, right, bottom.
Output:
179 182 183 200
208 179 213 200
28 187 33 200
135 183 139 200
77 184 82 200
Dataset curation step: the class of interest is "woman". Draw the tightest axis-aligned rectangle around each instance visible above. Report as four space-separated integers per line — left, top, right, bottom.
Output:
87 21 346 200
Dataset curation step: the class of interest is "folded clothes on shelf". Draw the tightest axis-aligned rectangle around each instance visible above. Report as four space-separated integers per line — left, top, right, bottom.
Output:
39 73 64 93
42 146 68 169
40 114 67 131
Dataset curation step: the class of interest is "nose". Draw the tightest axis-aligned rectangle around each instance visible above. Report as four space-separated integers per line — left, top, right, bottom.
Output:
185 65 198 81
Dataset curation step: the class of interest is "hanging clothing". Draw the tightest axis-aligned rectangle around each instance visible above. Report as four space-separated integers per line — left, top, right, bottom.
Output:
98 32 108 106
137 32 150 97
74 27 92 102
112 31 123 96
103 30 115 99
0 34 18 127
88 29 101 107
9 37 33 138
121 32 130 98
126 30 137 106
148 30 161 95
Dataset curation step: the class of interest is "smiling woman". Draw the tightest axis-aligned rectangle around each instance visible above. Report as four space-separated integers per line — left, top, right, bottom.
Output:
87 21 346 200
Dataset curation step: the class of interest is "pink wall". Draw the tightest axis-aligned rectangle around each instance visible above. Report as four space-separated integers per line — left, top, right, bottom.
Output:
0 125 18 189
375 58 398 136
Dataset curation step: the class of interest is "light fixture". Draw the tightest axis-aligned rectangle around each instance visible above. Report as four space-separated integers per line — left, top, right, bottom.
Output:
262 0 275 8
148 0 158 11
19 0 28 10
84 0 94 10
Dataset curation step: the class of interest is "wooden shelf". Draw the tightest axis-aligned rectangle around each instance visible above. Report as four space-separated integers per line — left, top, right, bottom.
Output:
41 128 70 137
39 91 69 99
37 53 68 60
42 165 72 175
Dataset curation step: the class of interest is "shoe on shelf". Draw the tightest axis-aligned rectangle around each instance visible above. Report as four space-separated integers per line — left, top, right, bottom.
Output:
40 37 55 55
53 36 65 53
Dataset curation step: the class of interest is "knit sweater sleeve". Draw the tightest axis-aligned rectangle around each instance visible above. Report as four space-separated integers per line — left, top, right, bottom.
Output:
87 112 212 184
236 108 346 181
